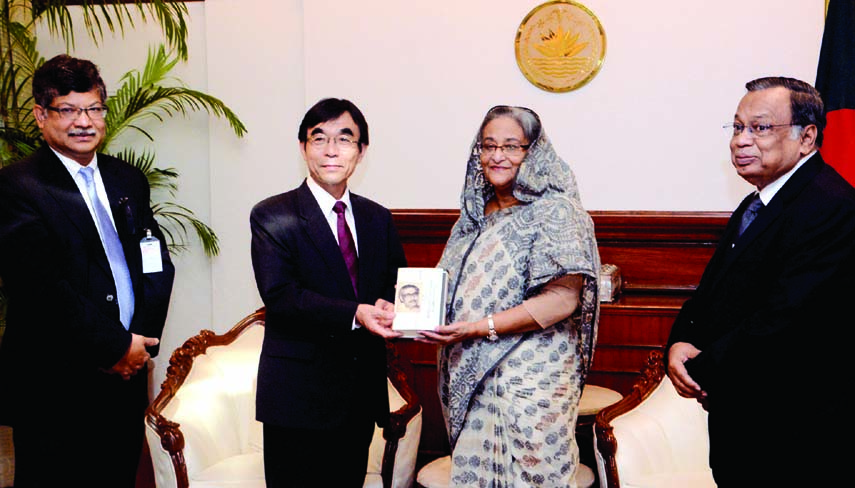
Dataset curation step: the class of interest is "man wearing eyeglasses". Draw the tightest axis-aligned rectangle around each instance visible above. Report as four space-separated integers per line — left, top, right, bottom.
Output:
0 55 174 487
250 98 407 487
666 77 854 487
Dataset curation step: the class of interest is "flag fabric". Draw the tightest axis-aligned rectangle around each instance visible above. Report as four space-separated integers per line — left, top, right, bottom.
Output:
816 0 855 186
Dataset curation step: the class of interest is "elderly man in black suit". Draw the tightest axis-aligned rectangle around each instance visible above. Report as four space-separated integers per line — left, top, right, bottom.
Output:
667 77 855 487
0 55 174 487
250 98 407 487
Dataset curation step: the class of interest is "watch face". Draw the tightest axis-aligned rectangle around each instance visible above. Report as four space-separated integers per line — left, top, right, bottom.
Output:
515 0 607 93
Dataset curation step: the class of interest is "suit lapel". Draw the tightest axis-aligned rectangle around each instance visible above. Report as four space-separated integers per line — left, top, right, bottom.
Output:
712 153 824 284
99 156 143 289
351 193 378 300
37 148 113 278
296 182 357 299
695 194 752 294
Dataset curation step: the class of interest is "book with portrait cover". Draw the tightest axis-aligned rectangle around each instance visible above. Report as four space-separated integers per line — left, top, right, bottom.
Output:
392 267 448 338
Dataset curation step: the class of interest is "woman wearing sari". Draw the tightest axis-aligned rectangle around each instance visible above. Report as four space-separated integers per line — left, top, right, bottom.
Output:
418 106 600 487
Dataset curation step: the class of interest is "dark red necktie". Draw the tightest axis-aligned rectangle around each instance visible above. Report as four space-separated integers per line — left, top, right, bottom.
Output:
333 201 358 295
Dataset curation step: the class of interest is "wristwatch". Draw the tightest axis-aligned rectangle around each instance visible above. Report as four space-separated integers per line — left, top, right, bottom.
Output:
486 314 499 341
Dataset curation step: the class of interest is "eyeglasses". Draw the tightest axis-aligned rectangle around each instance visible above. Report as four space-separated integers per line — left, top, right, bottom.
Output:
309 134 359 149
724 122 800 138
46 105 108 120
477 143 531 157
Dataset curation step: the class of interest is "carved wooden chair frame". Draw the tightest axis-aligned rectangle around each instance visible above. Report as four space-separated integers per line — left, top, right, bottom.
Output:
145 308 422 488
593 349 666 488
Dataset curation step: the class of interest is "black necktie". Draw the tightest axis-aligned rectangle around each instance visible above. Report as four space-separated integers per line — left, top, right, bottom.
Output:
738 194 764 237
333 201 358 295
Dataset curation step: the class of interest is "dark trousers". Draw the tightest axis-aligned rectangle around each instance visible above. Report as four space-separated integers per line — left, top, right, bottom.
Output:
709 407 843 488
263 417 376 488
11 367 148 488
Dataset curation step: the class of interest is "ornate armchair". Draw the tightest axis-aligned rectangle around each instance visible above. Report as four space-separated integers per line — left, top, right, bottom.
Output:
145 308 422 488
593 350 716 488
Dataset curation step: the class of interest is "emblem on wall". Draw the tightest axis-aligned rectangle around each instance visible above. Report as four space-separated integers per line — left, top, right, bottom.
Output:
515 1 607 92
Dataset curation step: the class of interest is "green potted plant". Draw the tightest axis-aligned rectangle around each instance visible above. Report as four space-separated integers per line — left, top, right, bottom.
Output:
0 1 247 339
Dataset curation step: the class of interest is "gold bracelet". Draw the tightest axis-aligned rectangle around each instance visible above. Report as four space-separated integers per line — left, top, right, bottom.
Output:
486 314 499 341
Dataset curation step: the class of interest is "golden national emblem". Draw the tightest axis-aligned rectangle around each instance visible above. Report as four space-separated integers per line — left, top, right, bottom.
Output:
515 0 606 92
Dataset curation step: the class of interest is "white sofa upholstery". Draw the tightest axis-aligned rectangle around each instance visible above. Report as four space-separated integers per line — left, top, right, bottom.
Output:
145 309 422 488
593 351 716 488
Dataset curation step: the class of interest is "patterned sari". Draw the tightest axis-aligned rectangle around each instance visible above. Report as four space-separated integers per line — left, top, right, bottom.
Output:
437 118 600 487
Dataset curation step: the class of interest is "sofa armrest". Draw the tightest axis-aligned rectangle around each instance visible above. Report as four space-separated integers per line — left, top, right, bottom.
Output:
594 350 666 488
594 350 714 488
145 413 185 488
145 309 266 488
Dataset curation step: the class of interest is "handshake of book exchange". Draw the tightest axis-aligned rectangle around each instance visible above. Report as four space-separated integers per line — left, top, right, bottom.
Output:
391 264 622 338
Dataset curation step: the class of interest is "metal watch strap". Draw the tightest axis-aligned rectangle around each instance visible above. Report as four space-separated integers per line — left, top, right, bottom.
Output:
487 314 499 341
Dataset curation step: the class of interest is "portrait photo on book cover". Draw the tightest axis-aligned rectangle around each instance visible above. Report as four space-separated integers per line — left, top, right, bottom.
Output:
396 282 422 313
392 267 448 338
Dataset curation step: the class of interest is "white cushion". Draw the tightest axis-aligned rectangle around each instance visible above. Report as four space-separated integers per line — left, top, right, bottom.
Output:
579 385 622 416
622 471 716 488
148 323 420 488
416 456 451 488
364 473 383 488
603 376 716 488
189 452 265 488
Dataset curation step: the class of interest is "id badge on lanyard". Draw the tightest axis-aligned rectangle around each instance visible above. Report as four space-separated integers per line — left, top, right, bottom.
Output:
140 229 163 273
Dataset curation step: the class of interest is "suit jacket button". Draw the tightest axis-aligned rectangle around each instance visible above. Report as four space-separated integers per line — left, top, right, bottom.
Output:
106 294 115 302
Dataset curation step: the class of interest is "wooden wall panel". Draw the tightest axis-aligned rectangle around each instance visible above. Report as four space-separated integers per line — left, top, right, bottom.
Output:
390 209 730 464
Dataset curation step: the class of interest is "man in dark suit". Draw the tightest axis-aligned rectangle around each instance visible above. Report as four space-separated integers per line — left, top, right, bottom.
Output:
250 98 407 487
666 77 855 487
0 55 174 487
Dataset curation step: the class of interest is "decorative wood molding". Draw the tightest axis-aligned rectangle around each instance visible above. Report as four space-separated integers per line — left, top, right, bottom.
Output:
593 350 666 488
392 209 730 242
392 209 460 243
588 211 730 243
392 209 730 294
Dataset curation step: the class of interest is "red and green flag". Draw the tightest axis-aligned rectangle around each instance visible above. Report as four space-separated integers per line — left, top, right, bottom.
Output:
816 0 855 186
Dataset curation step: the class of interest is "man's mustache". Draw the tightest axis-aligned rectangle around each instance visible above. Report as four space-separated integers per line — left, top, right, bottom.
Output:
68 129 97 137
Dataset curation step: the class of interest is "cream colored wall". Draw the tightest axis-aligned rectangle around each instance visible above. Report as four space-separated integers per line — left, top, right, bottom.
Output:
33 0 826 391
301 0 824 212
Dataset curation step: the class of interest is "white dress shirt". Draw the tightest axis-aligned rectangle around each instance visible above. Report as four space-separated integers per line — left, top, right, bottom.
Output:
55 149 119 242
